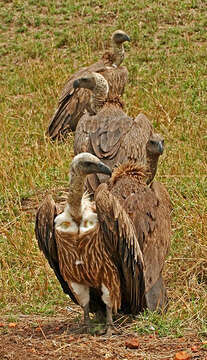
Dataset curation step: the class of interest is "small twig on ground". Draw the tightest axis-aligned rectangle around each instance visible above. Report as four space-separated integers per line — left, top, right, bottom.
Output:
37 320 47 340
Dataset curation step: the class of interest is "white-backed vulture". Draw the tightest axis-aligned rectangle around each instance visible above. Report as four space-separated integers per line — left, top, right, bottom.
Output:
35 153 171 335
35 153 145 335
73 73 164 192
46 30 130 138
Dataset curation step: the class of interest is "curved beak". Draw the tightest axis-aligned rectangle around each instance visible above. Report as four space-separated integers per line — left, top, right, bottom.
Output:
124 34 131 42
158 141 164 155
97 161 112 176
73 79 81 89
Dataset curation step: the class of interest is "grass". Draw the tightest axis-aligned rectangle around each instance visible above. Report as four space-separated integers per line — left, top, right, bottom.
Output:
0 0 206 338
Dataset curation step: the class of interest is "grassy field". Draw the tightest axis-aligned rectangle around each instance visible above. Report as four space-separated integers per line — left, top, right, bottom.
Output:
0 0 206 338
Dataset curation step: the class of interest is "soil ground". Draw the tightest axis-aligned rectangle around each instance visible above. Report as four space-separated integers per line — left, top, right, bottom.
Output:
0 306 206 360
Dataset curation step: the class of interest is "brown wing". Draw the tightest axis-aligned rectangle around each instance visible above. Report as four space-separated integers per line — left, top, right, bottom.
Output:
74 105 126 154
73 111 98 155
116 113 153 164
145 181 172 283
46 58 128 139
89 113 152 162
35 195 78 303
119 181 171 311
46 87 91 137
73 104 127 194
46 59 106 139
94 183 145 314
85 112 153 195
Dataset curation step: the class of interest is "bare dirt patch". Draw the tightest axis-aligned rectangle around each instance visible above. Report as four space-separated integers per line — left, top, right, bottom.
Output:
0 308 206 360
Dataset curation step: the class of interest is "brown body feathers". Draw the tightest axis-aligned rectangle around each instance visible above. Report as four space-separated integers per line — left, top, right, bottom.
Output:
46 31 130 138
74 108 163 193
95 161 172 311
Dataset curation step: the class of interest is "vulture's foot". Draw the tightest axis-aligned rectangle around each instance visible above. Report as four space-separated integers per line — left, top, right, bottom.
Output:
104 324 120 337
68 324 90 335
82 324 90 334
105 325 113 337
104 305 119 337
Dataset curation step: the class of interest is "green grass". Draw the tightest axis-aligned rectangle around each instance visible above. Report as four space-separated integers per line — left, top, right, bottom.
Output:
133 310 184 338
0 0 206 338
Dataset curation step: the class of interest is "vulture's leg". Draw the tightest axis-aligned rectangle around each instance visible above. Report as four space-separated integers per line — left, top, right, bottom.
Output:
83 302 90 331
71 282 90 332
101 284 114 336
106 305 113 336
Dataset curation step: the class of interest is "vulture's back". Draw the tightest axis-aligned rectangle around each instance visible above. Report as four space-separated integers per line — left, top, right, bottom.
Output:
75 108 154 195
46 56 128 137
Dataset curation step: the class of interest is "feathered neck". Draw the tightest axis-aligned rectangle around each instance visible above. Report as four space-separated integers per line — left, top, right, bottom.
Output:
110 162 147 186
146 150 160 185
112 42 125 67
67 169 86 224
89 74 109 115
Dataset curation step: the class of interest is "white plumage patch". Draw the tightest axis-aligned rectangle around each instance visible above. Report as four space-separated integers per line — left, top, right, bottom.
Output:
79 192 98 234
55 204 78 233
101 283 111 307
54 192 97 234
71 282 89 307
75 260 84 265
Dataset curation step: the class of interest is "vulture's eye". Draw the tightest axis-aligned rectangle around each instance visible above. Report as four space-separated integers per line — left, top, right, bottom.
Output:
84 161 93 167
61 222 71 229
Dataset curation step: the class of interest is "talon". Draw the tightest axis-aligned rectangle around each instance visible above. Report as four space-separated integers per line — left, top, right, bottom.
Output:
83 325 90 334
106 325 113 337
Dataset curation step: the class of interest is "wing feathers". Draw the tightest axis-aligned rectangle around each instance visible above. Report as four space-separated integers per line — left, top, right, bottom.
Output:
35 195 57 261
125 182 171 296
35 195 78 302
95 183 145 313
46 58 128 138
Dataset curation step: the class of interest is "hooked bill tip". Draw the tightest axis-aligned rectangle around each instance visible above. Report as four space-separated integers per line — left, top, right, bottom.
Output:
158 142 164 154
98 162 112 176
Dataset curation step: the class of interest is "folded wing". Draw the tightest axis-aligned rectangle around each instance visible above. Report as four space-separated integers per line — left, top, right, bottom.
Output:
95 183 145 314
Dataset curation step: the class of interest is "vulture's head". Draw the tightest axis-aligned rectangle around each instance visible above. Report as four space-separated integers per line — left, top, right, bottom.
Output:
73 72 109 105
73 73 96 91
147 134 164 155
70 153 112 177
73 72 108 92
112 30 131 44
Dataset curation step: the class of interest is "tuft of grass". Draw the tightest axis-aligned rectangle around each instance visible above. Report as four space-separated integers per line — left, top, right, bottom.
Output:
0 0 206 338
133 310 184 338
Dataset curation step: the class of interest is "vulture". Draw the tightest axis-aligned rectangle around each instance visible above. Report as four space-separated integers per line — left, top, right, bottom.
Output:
46 30 130 138
35 152 171 335
73 73 164 193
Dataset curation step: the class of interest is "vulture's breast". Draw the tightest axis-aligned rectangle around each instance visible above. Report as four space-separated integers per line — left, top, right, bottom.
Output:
54 198 98 235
